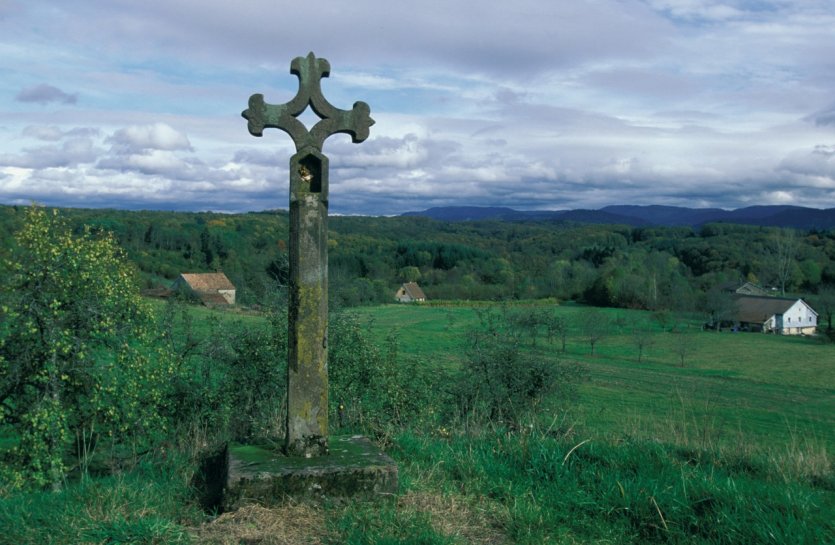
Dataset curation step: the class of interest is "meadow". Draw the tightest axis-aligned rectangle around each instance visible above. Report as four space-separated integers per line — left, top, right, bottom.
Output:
351 302 834 448
1 299 833 544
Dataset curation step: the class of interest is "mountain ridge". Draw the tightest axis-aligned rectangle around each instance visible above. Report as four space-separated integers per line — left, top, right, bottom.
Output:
401 205 835 229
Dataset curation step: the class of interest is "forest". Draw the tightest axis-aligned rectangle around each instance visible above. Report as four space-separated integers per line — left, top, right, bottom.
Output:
1 203 834 314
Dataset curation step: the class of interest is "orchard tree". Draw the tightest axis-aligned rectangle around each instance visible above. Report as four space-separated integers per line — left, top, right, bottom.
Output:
671 325 695 368
545 313 569 353
579 308 610 356
631 324 655 363
0 206 175 489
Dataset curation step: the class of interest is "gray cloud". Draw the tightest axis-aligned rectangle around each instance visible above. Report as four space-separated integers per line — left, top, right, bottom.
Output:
232 148 283 168
97 152 198 180
811 104 835 127
0 137 98 168
16 84 78 105
22 125 65 141
778 145 835 180
22 125 100 141
2 1 835 214
18 1 672 76
582 68 700 100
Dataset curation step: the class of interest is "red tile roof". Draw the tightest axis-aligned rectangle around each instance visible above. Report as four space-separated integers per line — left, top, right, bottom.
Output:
179 272 235 292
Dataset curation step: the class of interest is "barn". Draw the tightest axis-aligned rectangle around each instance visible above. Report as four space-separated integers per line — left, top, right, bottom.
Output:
733 295 817 335
172 272 236 305
395 282 427 303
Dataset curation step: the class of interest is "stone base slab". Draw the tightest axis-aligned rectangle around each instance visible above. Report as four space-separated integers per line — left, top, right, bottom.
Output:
222 435 398 510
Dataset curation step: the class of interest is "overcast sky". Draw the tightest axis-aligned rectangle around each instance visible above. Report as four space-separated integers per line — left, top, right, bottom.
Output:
1 1 834 215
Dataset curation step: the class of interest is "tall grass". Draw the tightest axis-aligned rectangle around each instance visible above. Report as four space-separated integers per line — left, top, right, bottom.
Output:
0 452 201 544
388 428 834 544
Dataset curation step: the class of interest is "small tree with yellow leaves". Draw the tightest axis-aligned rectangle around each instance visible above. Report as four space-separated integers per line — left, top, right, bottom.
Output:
0 206 175 489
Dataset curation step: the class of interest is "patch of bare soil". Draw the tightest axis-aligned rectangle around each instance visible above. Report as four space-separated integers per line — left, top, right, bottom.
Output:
189 503 332 545
190 491 506 544
398 491 508 545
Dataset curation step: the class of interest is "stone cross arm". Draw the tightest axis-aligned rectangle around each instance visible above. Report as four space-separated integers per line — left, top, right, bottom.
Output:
242 52 374 152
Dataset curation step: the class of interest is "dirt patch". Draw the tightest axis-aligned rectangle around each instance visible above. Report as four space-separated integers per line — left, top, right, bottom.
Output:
398 491 508 545
190 491 506 544
189 503 333 545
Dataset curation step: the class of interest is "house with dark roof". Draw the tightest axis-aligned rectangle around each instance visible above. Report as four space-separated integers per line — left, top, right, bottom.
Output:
720 281 770 296
395 282 427 303
172 272 236 305
733 295 817 335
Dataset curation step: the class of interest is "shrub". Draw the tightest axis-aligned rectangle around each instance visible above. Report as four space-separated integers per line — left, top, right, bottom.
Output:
453 308 586 425
0 206 176 489
160 298 288 447
329 312 440 436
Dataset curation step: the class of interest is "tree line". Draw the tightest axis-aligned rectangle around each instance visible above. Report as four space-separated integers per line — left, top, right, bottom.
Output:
2 204 835 314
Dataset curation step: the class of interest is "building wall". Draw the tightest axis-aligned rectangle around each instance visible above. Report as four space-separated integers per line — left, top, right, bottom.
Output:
395 288 412 303
782 300 817 335
218 289 236 305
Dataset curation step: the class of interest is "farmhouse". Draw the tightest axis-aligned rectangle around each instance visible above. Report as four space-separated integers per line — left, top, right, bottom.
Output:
395 282 426 303
172 272 236 305
733 295 817 335
721 281 770 296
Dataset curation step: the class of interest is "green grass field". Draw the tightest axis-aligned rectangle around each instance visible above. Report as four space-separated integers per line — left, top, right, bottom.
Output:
2 299 832 544
350 302 835 451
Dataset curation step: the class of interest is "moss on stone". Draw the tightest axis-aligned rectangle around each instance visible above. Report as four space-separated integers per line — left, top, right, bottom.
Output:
231 435 388 471
223 435 398 509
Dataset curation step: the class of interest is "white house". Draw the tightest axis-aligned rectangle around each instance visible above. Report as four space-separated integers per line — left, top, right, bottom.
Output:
734 295 817 335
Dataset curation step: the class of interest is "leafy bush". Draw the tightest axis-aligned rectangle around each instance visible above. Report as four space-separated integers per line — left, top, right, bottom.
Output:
453 308 587 425
219 310 287 441
329 312 440 436
0 206 176 489
159 298 288 447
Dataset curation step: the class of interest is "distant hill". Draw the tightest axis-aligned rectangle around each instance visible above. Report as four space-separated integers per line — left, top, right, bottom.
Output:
401 206 648 225
401 206 520 222
402 205 835 229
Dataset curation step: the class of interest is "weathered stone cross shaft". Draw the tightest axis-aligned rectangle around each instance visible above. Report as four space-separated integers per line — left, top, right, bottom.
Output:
242 52 374 457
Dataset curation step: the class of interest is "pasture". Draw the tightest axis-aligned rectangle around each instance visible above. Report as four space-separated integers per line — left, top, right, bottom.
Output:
1 299 832 544
350 302 835 450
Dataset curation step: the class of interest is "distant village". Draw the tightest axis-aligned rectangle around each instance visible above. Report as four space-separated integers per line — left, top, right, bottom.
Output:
156 273 818 336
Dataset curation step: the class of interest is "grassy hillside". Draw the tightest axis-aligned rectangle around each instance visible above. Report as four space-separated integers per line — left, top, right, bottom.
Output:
351 302 834 449
1 298 832 544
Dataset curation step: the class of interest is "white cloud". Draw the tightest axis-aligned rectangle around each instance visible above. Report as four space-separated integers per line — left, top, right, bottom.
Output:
22 125 65 141
107 123 193 152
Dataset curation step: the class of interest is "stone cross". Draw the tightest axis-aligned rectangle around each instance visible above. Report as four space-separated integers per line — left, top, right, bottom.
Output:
242 52 374 457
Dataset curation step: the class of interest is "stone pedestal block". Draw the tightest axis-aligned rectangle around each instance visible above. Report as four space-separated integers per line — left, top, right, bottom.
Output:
222 435 398 510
